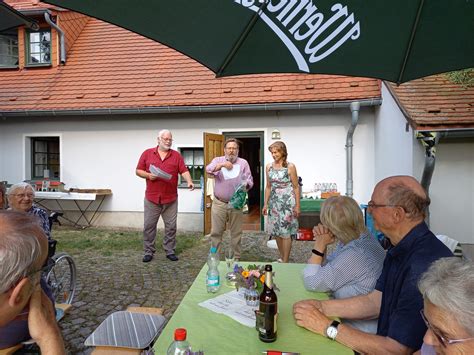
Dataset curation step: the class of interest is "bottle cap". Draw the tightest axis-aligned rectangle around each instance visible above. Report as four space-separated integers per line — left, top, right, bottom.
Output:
265 264 272 271
174 328 187 341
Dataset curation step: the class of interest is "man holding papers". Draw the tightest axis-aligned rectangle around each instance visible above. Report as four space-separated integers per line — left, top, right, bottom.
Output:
136 129 194 262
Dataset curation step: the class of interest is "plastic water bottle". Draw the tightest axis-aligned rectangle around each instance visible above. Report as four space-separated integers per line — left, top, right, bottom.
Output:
206 246 220 293
167 328 192 355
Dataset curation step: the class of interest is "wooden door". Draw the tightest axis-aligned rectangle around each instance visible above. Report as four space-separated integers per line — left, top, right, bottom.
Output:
203 132 225 235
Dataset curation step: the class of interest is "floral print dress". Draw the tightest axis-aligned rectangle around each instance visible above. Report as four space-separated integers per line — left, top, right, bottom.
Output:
267 165 298 238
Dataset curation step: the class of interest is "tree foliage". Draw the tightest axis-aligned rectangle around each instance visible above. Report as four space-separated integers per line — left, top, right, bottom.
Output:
445 68 474 88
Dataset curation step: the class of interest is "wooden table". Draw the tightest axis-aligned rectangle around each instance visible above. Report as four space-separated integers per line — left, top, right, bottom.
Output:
154 262 352 355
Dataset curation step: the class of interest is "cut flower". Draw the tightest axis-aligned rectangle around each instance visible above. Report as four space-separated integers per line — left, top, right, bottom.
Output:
233 264 278 293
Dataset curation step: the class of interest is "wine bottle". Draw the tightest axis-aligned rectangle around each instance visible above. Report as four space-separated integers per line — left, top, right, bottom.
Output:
258 264 277 342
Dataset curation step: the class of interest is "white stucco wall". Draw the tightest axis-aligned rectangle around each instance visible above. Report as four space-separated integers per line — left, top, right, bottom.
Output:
428 140 474 244
0 107 376 230
374 83 416 182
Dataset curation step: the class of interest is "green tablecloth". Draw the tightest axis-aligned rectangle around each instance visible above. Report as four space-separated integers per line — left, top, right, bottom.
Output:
300 198 324 213
154 262 351 355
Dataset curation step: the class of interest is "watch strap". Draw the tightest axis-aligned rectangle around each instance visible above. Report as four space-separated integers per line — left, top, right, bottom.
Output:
311 249 325 257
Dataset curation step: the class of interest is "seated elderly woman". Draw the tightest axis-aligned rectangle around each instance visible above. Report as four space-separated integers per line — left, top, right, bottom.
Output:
417 257 474 355
7 182 51 238
302 195 385 333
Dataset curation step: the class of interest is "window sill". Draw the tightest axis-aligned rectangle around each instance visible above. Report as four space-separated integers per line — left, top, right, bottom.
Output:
25 63 52 68
0 65 19 70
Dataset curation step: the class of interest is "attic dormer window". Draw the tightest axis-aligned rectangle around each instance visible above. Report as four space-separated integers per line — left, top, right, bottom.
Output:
0 29 19 68
26 29 51 66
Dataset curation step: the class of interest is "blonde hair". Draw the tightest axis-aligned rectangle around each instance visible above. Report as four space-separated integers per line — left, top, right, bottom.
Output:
268 141 288 168
320 196 367 244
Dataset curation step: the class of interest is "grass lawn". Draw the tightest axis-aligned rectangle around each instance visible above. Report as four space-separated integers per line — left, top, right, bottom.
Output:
52 226 204 256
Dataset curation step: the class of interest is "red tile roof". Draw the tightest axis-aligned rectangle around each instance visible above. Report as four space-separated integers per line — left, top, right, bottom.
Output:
5 0 52 12
387 75 474 131
0 2 381 114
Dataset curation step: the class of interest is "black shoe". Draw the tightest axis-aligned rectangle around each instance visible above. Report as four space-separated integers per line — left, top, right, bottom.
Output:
166 254 179 261
142 255 153 263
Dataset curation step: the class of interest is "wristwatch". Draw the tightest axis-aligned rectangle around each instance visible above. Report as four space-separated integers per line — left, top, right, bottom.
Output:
311 249 325 257
326 320 340 340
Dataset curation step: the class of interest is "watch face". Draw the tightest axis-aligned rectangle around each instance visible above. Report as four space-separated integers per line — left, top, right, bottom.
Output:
327 326 338 339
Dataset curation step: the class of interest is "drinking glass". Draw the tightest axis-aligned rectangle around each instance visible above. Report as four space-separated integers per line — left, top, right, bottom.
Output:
225 249 235 271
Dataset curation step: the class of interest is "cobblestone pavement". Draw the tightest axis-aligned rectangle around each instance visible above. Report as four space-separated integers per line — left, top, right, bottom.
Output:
60 232 313 354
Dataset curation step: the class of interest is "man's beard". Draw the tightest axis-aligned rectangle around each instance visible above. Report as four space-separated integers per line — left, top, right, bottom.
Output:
159 142 171 151
225 154 236 163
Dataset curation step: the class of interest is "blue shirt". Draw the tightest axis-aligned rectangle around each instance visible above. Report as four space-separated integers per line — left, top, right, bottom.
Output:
302 232 386 333
375 222 452 350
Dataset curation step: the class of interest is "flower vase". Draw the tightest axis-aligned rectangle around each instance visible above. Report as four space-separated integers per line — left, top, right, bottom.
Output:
244 288 259 307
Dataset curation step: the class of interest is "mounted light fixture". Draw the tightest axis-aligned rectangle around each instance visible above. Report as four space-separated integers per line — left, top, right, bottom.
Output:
271 129 281 140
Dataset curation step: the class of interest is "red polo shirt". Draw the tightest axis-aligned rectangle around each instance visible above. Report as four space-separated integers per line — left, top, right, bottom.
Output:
136 147 188 204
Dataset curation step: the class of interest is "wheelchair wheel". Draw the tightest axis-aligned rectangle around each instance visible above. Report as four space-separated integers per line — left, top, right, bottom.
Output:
45 252 77 304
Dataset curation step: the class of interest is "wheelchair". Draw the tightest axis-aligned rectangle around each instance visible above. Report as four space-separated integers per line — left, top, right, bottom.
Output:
45 212 77 305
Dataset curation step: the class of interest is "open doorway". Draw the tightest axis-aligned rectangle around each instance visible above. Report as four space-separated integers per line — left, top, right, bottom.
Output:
224 132 264 231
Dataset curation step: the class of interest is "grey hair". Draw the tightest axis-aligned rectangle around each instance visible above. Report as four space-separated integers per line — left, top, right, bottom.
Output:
385 183 430 220
7 182 35 198
418 257 474 336
0 211 44 294
158 129 171 139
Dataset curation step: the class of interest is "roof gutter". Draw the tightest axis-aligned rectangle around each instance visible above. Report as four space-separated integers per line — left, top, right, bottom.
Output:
416 128 474 138
0 98 382 118
44 11 66 64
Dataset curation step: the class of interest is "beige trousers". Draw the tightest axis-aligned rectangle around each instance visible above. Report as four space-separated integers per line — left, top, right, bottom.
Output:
210 198 243 259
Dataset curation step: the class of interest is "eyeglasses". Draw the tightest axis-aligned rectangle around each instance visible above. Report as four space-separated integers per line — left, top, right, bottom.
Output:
160 138 173 142
225 147 238 151
11 193 34 199
25 263 50 280
420 309 474 347
367 200 404 210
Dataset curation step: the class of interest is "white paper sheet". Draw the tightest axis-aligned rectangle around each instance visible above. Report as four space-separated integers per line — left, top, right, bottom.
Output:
149 164 172 180
221 164 241 180
198 290 257 327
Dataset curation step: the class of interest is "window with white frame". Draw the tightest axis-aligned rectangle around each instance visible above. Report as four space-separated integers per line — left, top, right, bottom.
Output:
26 29 51 66
0 29 19 67
31 137 60 179
179 147 204 187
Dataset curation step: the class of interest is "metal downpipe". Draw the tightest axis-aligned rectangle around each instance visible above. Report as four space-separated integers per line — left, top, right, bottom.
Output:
45 11 66 64
419 132 442 226
346 101 360 197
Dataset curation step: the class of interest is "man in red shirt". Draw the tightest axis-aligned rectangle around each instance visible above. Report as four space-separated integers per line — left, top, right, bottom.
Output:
136 130 194 262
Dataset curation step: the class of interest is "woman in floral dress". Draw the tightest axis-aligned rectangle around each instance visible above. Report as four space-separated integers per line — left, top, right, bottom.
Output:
262 141 300 263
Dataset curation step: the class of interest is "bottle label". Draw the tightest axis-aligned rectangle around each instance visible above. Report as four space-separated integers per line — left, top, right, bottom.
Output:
258 300 278 339
207 275 220 286
257 312 278 334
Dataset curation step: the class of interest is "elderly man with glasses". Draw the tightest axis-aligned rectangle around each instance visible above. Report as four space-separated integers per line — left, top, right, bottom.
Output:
205 138 253 261
136 129 194 263
294 175 452 354
0 211 64 354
